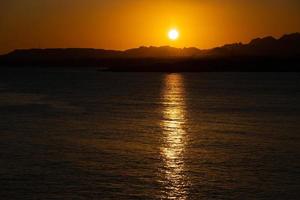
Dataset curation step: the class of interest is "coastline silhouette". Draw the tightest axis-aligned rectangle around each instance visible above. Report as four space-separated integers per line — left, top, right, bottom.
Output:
0 33 299 72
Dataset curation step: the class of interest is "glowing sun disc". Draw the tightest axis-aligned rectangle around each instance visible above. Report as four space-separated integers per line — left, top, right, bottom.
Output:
168 29 179 40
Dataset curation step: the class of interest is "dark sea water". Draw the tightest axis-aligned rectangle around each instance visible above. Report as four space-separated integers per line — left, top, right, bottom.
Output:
0 68 300 200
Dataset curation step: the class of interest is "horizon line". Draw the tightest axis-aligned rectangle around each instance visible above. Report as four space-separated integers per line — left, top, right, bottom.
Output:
1 32 299 56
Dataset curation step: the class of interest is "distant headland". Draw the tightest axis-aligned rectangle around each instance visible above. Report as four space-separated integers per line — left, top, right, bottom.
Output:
1 33 299 72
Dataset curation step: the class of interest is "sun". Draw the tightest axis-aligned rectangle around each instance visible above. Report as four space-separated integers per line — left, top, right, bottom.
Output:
168 29 179 41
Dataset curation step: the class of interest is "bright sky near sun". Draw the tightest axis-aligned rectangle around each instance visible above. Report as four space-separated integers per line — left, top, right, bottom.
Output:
0 0 300 54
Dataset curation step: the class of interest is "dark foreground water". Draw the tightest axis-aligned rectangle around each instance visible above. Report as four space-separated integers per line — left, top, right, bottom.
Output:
0 68 300 200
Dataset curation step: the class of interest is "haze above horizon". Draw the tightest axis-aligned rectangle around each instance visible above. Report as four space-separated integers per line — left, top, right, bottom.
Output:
1 0 300 54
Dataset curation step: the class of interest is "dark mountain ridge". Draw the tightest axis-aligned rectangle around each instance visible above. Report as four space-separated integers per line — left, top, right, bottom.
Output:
2 33 299 58
0 33 299 71
209 33 300 57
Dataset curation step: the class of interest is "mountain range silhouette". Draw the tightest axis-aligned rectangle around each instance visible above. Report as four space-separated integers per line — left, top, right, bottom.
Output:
0 33 299 71
210 33 300 57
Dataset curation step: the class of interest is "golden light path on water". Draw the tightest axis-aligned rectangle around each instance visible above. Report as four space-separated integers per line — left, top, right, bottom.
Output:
160 74 188 200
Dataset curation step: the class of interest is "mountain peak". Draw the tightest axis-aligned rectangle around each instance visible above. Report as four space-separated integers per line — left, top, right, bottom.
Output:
249 36 277 46
279 33 300 42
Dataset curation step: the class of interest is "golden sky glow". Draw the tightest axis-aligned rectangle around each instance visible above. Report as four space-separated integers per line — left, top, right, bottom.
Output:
1 0 300 54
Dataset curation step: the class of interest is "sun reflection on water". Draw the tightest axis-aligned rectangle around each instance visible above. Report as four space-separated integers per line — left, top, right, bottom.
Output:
160 74 188 200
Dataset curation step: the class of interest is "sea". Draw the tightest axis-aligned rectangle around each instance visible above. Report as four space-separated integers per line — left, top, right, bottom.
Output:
0 68 300 199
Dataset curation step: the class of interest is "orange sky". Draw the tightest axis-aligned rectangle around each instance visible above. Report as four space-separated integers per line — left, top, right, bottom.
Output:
1 0 300 54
